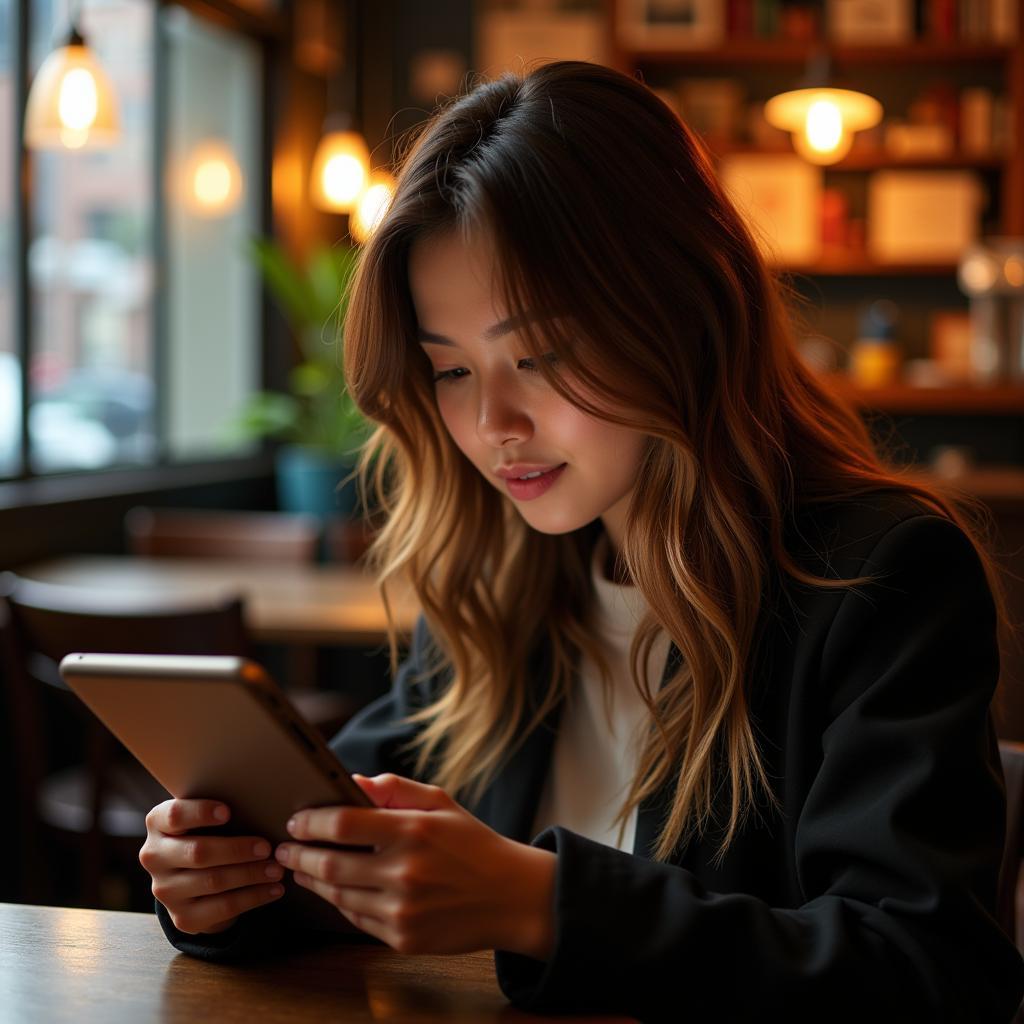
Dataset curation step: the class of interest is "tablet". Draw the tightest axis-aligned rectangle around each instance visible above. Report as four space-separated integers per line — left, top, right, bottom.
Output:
59 651 374 935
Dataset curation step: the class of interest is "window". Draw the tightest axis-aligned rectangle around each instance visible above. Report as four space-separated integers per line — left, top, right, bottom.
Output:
163 5 262 459
0 0 18 478
2 0 266 481
28 0 156 473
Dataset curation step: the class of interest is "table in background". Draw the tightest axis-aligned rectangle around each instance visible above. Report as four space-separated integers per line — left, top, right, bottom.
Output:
0 904 634 1023
18 556 420 647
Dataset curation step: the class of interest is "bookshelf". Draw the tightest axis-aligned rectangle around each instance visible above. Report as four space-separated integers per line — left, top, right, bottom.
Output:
607 0 1024 488
822 377 1024 414
608 1 1024 257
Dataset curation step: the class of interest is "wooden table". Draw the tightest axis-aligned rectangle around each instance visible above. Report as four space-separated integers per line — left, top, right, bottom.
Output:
18 556 420 646
0 903 632 1023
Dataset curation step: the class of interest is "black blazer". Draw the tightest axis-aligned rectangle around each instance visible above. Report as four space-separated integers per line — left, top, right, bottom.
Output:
157 491 1024 1022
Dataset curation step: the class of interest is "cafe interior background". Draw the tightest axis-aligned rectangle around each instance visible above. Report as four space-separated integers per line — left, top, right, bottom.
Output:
0 0 1022 915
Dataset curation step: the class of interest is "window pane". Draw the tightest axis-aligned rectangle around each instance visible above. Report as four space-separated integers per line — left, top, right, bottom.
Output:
28 0 156 473
0 0 19 478
163 6 262 459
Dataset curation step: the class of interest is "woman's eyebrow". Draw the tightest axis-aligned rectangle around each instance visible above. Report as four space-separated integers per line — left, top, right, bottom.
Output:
416 311 537 346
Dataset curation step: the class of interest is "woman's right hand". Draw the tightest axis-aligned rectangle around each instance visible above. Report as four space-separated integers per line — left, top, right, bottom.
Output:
140 798 286 935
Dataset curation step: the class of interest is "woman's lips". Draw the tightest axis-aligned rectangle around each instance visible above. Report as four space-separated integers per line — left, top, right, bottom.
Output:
504 463 567 501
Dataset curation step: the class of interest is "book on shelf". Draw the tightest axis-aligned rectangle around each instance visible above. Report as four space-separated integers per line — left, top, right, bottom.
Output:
678 0 1019 46
827 0 914 43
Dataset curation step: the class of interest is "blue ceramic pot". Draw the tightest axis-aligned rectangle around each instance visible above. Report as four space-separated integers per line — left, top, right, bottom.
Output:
275 445 358 520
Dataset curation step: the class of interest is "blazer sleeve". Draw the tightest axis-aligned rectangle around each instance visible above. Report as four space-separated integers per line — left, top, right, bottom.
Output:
155 613 438 960
494 514 1024 1023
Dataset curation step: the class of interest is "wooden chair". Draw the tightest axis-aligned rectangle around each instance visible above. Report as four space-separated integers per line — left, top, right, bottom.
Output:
124 506 321 563
124 505 357 740
325 516 379 564
0 572 250 908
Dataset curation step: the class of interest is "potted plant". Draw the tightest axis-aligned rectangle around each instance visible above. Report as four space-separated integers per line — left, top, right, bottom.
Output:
233 237 373 521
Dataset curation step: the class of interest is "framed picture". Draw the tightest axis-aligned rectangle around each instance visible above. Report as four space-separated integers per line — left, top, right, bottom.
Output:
616 0 726 50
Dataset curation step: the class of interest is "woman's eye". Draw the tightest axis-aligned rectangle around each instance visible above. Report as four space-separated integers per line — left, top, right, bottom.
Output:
518 353 559 372
431 353 557 385
430 368 468 385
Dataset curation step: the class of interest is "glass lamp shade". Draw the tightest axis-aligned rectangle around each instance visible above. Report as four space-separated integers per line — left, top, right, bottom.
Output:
763 87 882 165
310 129 370 213
25 42 120 150
350 169 396 244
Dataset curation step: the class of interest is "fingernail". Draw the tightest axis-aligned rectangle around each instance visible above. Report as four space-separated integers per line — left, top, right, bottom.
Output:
286 817 298 834
253 840 271 858
265 863 284 880
275 846 290 864
213 805 229 822
269 884 284 898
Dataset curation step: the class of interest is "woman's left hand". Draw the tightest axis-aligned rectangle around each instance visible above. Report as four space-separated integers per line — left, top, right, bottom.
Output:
275 773 556 958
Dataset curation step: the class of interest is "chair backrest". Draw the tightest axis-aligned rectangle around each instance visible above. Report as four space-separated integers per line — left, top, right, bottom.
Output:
998 739 1024 944
0 571 250 833
125 506 321 563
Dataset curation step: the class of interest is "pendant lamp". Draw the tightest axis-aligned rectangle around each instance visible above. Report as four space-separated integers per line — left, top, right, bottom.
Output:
763 50 881 165
309 0 369 213
25 13 120 151
182 140 244 218
310 113 370 213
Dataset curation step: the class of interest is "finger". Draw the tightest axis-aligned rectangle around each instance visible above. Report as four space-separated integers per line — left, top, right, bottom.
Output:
159 834 275 871
287 803 445 847
148 798 230 836
355 774 452 812
350 774 379 803
293 871 387 929
275 843 384 889
286 805 395 846
169 882 285 936
154 859 285 904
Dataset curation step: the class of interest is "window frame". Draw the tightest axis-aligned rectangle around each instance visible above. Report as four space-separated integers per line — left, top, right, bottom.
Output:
2 0 282 506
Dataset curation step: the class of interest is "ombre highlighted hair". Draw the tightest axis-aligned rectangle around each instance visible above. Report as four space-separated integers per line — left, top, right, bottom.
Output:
342 60 1011 863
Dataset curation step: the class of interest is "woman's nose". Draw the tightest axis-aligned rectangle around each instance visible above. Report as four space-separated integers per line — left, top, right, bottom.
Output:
476 388 533 448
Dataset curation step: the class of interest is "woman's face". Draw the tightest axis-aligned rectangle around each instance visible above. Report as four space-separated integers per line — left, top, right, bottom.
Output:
408 228 648 554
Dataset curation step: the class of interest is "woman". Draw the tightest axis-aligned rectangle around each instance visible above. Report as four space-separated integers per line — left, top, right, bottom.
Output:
140 61 1024 1021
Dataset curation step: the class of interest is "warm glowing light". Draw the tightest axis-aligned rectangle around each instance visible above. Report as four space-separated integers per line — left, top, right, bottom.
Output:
194 160 232 207
324 155 365 204
763 87 881 166
806 99 842 151
1004 256 1024 288
58 67 98 130
350 170 396 244
181 141 244 217
958 251 1000 293
25 43 119 150
310 129 370 213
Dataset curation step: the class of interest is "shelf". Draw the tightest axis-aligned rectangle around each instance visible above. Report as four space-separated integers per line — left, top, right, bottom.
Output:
901 465 1024 506
625 41 1015 66
821 377 1024 414
709 145 1007 171
779 257 959 276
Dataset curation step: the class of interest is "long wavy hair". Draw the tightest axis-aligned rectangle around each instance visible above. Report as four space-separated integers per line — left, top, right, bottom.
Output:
342 60 1011 863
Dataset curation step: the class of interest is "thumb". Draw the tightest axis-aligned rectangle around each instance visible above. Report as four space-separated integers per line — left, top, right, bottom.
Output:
354 772 451 811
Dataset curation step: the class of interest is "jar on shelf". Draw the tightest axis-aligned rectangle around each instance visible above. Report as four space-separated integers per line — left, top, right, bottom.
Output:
848 299 903 387
957 239 1024 384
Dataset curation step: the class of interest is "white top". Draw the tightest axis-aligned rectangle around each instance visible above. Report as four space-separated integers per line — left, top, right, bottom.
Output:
530 534 671 853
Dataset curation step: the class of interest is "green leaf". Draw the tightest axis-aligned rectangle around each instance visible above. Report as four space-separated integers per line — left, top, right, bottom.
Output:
289 361 333 396
247 237 315 330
